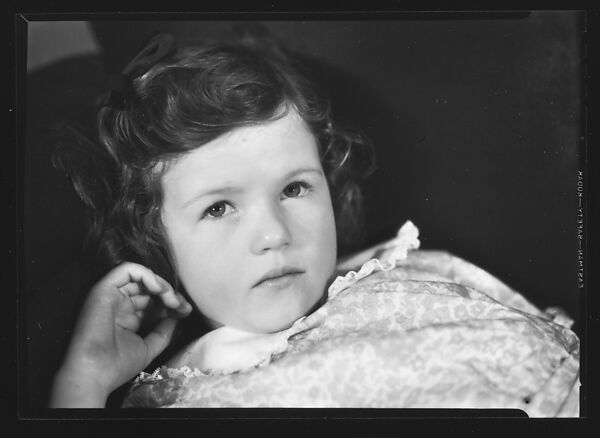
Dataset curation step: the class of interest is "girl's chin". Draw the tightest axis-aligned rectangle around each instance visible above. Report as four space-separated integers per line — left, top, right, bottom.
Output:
244 307 311 334
201 312 298 334
202 293 326 334
248 314 302 334
254 298 326 333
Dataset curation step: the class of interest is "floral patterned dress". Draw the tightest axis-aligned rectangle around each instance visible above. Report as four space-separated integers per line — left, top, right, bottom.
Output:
122 222 579 417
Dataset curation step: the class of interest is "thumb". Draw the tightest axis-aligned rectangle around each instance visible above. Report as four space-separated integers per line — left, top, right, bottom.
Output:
143 317 178 366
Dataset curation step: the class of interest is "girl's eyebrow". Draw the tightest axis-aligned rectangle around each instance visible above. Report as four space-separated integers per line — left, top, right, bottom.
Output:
181 167 324 209
182 186 241 209
285 167 324 180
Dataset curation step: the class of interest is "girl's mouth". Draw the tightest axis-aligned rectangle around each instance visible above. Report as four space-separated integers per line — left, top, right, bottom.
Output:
253 267 305 288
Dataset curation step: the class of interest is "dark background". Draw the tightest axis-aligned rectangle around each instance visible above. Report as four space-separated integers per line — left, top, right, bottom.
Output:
24 14 584 409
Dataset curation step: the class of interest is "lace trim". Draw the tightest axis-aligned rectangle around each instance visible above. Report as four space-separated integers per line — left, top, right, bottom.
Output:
543 306 575 329
134 365 207 384
328 220 420 299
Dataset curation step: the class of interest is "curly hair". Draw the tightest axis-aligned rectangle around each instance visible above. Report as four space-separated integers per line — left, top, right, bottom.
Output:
53 35 375 288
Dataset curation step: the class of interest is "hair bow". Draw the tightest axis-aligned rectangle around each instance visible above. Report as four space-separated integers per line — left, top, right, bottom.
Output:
104 33 177 110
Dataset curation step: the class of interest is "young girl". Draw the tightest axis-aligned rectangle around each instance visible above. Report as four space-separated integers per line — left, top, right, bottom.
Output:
49 32 374 408
49 33 579 414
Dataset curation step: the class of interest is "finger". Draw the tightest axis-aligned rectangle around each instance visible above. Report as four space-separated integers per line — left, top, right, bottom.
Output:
171 292 193 315
101 263 181 308
118 282 142 297
116 310 142 332
121 275 189 313
100 262 164 295
152 274 183 309
144 274 191 311
123 268 180 309
147 303 192 321
116 288 136 312
130 294 151 310
143 318 178 364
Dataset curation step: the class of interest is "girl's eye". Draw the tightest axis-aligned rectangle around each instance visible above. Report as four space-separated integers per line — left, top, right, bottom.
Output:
202 201 234 219
282 181 311 199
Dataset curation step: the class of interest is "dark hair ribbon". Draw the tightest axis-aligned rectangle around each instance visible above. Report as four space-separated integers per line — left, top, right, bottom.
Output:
104 33 177 110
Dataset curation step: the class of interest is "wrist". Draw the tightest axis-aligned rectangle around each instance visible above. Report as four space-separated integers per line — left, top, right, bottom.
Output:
50 364 110 408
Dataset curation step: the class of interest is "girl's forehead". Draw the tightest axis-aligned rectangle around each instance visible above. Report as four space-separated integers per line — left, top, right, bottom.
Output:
160 111 321 201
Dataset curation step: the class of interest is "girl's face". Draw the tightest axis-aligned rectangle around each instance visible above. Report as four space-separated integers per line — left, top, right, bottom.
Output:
160 110 337 333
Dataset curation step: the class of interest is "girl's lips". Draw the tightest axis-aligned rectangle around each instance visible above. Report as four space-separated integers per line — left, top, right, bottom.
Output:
253 267 305 288
254 272 304 289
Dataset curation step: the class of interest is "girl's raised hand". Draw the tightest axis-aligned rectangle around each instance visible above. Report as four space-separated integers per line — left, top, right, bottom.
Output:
49 262 192 408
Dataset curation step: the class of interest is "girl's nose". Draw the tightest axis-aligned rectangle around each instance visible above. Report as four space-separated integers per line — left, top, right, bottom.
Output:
250 203 292 254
